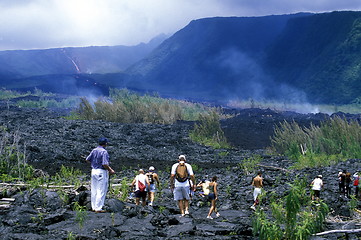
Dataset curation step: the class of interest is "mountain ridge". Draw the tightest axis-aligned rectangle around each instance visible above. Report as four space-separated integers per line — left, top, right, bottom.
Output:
1 12 361 105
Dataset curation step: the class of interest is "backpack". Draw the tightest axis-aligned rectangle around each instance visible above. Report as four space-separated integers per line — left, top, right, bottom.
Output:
354 177 359 186
148 173 154 184
175 164 189 182
138 178 146 192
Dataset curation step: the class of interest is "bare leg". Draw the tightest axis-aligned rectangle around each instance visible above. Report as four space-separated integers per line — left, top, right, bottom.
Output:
178 200 184 215
142 197 147 206
207 200 216 217
184 200 189 212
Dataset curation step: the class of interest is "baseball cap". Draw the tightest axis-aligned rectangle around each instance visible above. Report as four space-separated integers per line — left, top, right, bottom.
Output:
99 137 108 145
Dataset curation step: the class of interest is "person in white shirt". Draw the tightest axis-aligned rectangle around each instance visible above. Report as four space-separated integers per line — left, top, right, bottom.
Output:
170 155 196 217
311 175 324 201
131 169 150 206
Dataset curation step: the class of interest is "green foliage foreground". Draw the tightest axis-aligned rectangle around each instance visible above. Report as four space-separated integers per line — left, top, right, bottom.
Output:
253 178 329 240
271 116 361 168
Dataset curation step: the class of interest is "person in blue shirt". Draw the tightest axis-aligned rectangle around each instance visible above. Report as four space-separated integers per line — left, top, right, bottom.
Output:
86 137 115 213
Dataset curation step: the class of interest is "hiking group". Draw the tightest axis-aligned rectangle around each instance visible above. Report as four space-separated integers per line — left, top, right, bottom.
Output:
85 137 344 218
338 169 360 199
85 138 222 218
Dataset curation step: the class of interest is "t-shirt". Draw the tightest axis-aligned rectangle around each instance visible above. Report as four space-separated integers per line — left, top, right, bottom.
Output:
135 174 147 191
86 146 110 170
171 162 194 187
312 178 323 191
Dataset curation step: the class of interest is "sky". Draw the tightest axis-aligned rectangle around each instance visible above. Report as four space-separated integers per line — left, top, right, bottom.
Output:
1 0 361 51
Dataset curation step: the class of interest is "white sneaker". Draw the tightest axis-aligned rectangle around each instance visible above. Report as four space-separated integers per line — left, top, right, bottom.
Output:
216 212 220 217
207 216 213 219
184 210 189 215
149 202 153 206
250 205 256 210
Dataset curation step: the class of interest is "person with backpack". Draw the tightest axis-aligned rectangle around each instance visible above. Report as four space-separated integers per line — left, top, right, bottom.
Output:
345 171 352 198
86 137 115 213
353 172 359 197
338 170 346 197
131 169 150 206
206 176 220 219
170 155 196 217
146 166 160 206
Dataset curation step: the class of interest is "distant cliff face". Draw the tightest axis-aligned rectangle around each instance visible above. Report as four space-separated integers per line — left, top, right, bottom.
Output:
0 35 166 95
125 11 361 105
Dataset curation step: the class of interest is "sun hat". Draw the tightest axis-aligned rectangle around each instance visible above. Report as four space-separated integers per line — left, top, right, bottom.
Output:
178 155 186 161
149 166 155 171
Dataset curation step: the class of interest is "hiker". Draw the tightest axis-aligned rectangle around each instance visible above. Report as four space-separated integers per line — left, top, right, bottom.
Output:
131 169 150 206
146 166 160 206
86 137 115 213
353 172 359 197
206 176 220 219
311 175 324 201
170 155 196 217
197 178 210 197
345 171 352 198
338 170 346 196
251 171 263 210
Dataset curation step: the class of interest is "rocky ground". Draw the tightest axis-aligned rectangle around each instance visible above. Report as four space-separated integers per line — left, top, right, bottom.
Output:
1 104 361 239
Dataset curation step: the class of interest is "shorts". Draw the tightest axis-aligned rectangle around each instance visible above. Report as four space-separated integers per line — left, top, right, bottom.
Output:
208 193 216 201
173 186 191 201
134 190 147 199
148 184 156 192
253 187 262 201
313 190 320 198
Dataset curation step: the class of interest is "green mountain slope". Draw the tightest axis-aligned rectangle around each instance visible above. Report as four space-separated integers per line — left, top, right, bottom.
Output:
265 11 361 104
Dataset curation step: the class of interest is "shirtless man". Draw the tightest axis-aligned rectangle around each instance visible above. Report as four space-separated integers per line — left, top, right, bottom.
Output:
251 171 263 210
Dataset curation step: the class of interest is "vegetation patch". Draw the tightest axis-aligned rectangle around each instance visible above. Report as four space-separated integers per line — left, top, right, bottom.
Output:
189 110 231 149
253 178 329 240
271 116 361 168
76 88 212 124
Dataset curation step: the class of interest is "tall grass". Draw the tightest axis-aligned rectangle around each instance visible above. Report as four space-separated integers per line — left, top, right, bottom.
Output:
189 110 231 149
77 88 211 124
0 128 34 182
17 97 80 108
271 117 361 168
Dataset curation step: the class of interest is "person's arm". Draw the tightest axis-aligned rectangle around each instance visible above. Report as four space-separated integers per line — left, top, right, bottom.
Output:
170 174 175 191
145 176 150 187
103 164 115 175
190 175 196 191
131 177 136 189
154 173 160 187
85 151 92 163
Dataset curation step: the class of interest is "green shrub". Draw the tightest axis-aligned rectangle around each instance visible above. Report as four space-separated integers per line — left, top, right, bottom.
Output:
253 178 329 240
189 110 231 149
271 117 361 168
239 155 262 175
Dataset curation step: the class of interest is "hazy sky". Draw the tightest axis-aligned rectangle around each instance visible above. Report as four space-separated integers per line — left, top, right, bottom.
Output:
1 0 361 51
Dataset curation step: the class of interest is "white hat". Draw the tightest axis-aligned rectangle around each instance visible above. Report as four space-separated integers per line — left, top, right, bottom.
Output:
178 155 186 161
149 166 155 171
